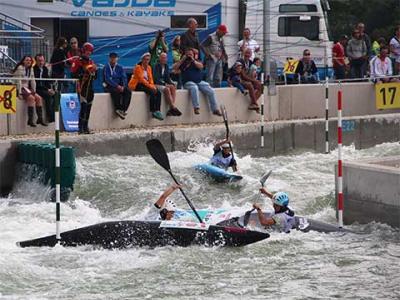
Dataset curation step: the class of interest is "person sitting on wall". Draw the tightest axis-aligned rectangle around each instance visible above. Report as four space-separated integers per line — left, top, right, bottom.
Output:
173 48 222 116
71 42 97 134
370 46 398 84
33 53 55 123
153 52 182 117
13 55 47 127
228 61 247 95
238 48 262 111
296 49 319 84
103 52 132 120
210 139 238 172
128 52 164 120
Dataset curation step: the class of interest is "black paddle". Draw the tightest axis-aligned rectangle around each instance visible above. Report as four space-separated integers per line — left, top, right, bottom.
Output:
243 170 273 226
220 105 235 162
146 139 203 223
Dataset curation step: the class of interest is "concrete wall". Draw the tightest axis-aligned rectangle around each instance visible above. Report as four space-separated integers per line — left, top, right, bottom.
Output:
1 83 399 136
339 157 400 228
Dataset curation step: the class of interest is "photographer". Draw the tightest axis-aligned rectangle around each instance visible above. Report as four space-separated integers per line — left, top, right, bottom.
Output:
173 48 221 116
149 30 168 67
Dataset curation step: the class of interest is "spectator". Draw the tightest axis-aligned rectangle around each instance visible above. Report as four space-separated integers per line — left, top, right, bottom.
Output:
296 49 319 83
372 37 386 56
250 57 262 80
149 30 168 67
153 52 182 117
170 35 182 88
237 28 260 60
173 48 222 116
238 48 253 74
356 23 372 57
228 61 247 95
103 52 132 120
332 35 348 80
201 24 228 88
238 48 263 109
229 61 261 112
66 37 81 63
33 53 55 123
71 42 97 134
347 29 367 79
389 25 400 75
50 37 68 91
180 18 201 54
128 52 164 120
12 56 46 127
370 46 397 83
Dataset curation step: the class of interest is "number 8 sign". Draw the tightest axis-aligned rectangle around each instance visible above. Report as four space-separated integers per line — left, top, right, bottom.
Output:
0 85 17 114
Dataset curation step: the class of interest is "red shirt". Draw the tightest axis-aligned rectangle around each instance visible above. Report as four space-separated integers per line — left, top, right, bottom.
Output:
332 42 345 68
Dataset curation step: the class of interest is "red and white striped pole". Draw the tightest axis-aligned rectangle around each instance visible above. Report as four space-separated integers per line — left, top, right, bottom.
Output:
337 88 344 228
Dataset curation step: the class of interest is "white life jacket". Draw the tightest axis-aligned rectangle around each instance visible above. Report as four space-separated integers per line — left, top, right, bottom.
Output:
210 149 232 170
270 211 296 233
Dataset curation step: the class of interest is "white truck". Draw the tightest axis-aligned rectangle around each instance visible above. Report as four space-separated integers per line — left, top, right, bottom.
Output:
0 0 333 76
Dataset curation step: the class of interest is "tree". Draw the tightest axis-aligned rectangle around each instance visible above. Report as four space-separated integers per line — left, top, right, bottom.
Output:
328 0 400 42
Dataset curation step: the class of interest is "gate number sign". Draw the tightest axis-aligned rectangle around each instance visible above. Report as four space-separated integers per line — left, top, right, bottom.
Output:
375 82 400 110
0 85 17 114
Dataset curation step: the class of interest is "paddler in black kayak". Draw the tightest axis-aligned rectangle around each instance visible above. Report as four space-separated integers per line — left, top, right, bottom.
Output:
146 183 181 220
253 188 296 233
210 138 238 172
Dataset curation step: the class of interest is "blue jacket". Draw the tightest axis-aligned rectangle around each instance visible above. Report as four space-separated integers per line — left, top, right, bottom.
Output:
153 63 173 85
103 63 127 90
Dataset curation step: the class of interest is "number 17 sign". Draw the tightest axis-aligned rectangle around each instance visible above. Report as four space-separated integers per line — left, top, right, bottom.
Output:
0 85 17 114
375 82 400 110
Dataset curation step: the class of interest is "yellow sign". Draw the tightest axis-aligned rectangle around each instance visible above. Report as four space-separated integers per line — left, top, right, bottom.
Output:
375 82 400 110
0 85 17 114
283 59 299 74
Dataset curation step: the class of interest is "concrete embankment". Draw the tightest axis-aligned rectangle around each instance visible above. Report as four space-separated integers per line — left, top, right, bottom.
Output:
1 113 399 195
338 157 400 228
2 83 400 135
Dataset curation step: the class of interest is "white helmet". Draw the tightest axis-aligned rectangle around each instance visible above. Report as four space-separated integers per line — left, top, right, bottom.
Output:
221 143 232 149
163 199 176 211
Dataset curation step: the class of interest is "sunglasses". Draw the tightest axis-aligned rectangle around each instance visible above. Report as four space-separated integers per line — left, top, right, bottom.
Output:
304 53 311 56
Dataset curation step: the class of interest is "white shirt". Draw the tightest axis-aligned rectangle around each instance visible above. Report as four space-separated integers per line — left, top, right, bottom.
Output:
370 56 393 78
238 38 259 60
390 37 400 62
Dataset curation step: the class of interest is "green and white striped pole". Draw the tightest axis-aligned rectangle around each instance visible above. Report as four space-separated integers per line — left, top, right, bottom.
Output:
54 81 61 241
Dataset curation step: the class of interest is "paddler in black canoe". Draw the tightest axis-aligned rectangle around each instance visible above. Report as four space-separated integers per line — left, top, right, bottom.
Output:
147 183 181 220
210 138 238 172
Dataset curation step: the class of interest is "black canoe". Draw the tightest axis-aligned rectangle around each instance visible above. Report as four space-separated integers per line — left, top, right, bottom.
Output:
17 220 269 249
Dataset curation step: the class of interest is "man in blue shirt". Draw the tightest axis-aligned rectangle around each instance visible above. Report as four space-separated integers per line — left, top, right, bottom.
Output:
103 52 132 119
173 48 222 116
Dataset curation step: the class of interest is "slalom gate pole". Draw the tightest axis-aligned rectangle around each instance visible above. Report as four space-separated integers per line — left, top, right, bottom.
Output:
54 81 61 241
260 73 265 148
325 76 329 154
337 87 343 228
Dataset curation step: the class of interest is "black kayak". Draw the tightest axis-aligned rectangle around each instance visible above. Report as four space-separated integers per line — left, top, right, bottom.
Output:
17 220 269 249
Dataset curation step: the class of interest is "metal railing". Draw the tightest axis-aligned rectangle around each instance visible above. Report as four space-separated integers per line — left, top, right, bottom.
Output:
0 12 50 74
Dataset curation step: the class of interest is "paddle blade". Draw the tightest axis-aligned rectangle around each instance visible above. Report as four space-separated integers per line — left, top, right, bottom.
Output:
146 139 171 172
260 170 272 186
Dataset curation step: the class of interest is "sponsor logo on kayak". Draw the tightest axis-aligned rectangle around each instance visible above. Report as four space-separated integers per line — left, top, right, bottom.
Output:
159 221 210 230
